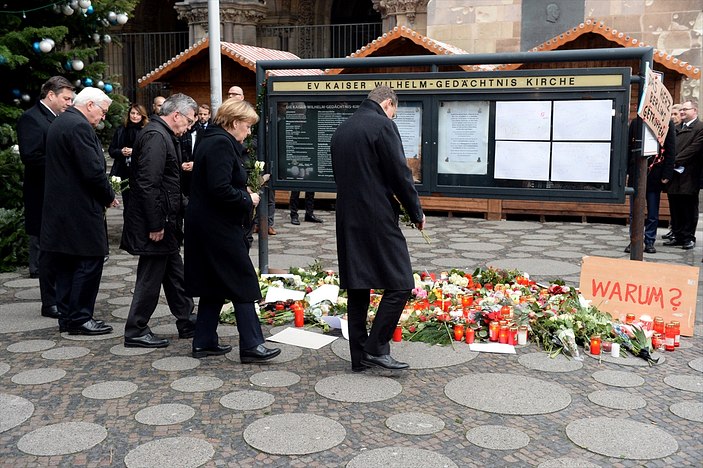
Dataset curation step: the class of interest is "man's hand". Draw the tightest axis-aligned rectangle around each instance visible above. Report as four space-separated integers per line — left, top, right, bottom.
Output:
661 178 669 184
181 161 194 172
122 147 132 156
149 229 164 242
415 214 426 230
109 198 120 208
250 192 260 207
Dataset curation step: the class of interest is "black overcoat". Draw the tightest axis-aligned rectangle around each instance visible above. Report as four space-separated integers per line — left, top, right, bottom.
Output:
331 99 423 290
17 101 55 236
40 107 114 256
120 116 184 255
666 119 703 195
627 120 676 193
183 125 261 302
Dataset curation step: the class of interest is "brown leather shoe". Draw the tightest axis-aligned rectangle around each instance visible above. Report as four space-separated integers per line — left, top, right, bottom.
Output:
268 227 277 235
253 225 259 233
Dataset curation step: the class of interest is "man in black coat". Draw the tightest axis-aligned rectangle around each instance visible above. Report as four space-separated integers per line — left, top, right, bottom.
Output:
41 88 117 335
663 100 703 250
121 94 198 348
331 86 425 372
16 76 74 319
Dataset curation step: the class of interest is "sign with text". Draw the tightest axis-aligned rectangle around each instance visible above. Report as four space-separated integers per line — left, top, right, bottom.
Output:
637 68 672 144
579 256 699 336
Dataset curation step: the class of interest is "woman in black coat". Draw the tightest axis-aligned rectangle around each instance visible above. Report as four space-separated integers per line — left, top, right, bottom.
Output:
184 99 280 362
108 103 148 208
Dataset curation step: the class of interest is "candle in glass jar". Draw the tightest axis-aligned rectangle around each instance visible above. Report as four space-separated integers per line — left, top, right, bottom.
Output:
465 327 475 344
653 316 665 334
625 313 636 324
453 324 465 341
509 326 518 346
499 325 509 344
652 332 663 351
671 321 680 347
665 323 676 351
392 326 403 342
292 303 304 327
489 321 500 342
610 342 620 357
517 325 528 345
639 314 653 331
602 341 612 353
590 336 601 355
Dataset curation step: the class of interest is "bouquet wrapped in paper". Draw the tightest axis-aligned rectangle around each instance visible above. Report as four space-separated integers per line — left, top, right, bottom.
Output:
557 328 583 361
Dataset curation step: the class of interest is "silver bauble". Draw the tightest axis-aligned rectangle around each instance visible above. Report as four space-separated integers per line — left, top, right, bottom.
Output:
39 40 53 53
103 34 112 44
116 13 128 25
72 59 84 71
78 0 91 8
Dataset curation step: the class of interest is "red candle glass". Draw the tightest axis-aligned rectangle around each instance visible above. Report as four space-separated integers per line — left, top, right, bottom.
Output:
625 313 636 324
293 305 304 327
392 326 403 342
489 321 500 342
665 323 676 351
590 336 601 355
498 325 509 344
465 327 475 344
671 321 680 347
653 316 665 334
453 324 465 341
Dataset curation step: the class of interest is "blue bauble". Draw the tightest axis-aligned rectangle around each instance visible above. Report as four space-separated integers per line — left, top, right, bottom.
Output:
64 60 73 71
32 42 41 53
12 88 21 97
86 5 94 14
103 83 113 93
83 77 94 87
0 55 7 65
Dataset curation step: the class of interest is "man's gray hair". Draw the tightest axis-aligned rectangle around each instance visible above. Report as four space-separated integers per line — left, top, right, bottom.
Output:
73 87 112 107
368 85 397 107
161 93 197 117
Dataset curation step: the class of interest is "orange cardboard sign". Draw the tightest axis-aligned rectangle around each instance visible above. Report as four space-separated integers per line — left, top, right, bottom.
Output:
579 256 699 336
637 68 673 145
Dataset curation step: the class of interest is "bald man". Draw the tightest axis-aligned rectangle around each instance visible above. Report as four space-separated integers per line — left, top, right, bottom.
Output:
152 96 166 116
227 86 244 101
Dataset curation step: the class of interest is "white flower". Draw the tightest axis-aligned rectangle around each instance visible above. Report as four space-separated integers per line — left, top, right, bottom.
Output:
111 176 121 183
254 161 265 171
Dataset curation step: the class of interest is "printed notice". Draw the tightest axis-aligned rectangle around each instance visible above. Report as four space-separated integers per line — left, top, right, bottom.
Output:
553 100 613 141
495 101 552 140
395 104 422 159
437 101 489 175
494 141 551 180
551 142 611 183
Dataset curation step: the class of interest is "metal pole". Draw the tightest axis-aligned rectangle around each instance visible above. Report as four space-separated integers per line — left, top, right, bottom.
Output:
256 66 269 274
208 0 223 115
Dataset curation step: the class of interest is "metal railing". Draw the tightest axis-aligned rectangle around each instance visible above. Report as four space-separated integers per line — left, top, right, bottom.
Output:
257 22 382 59
100 31 191 103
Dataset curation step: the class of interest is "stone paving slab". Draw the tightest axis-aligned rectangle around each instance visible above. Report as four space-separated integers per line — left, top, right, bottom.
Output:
124 437 214 468
243 413 345 455
346 447 458 468
17 422 107 456
0 393 34 434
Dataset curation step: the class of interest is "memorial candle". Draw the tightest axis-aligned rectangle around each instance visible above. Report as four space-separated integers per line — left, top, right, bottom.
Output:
489 321 500 342
392 326 403 342
293 303 304 327
590 336 601 355
498 325 509 344
665 323 676 351
517 325 528 345
465 327 475 344
453 324 465 341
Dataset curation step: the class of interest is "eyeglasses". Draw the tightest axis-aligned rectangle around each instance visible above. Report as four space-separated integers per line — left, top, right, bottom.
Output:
679 108 694 111
179 112 195 126
228 92 242 97
95 103 108 117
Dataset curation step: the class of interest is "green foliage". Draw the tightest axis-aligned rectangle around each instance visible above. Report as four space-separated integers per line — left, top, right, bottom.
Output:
97 92 129 144
0 146 23 210
0 208 28 272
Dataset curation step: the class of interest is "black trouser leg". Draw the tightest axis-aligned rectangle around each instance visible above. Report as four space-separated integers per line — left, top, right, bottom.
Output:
124 255 167 338
38 247 57 308
366 289 411 356
347 289 371 368
232 301 265 350
28 235 40 276
304 192 315 217
161 251 194 332
289 191 300 215
193 297 222 349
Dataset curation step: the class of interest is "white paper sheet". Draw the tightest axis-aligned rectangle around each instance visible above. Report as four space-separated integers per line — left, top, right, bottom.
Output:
469 343 516 354
495 101 552 140
551 142 611 183
306 284 340 305
437 100 490 174
267 327 337 349
320 316 349 340
264 286 305 303
395 104 422 159
553 100 613 141
494 141 551 180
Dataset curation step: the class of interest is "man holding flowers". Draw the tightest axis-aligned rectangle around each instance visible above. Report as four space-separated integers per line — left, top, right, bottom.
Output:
331 85 425 371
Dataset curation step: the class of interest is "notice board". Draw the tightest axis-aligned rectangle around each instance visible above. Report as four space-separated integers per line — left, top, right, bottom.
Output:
579 256 699 336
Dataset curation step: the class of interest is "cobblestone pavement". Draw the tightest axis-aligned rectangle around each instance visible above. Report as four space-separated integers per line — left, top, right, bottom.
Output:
0 206 701 467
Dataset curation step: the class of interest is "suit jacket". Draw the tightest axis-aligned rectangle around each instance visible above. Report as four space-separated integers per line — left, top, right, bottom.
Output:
41 107 114 256
120 116 185 256
184 125 260 302
16 101 55 235
667 118 703 195
331 99 423 290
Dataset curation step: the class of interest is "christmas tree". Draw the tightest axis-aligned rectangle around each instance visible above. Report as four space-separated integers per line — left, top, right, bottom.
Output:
0 0 138 271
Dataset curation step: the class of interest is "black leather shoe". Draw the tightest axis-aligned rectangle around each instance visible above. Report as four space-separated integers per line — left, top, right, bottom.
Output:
29 272 39 279
352 364 370 373
644 244 656 254
178 328 195 339
361 352 409 370
192 344 232 358
663 238 683 246
662 230 674 240
124 333 169 348
681 240 695 250
623 244 631 253
305 214 323 223
291 214 300 225
240 344 281 363
66 319 113 336
41 305 61 319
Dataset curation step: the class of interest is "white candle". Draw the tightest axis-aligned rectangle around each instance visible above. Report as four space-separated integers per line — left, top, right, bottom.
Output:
611 343 620 357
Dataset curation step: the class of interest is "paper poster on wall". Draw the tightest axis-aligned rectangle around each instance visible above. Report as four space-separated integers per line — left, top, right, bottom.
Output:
437 101 489 175
494 141 551 181
395 103 423 183
552 100 613 141
551 142 611 183
495 101 552 140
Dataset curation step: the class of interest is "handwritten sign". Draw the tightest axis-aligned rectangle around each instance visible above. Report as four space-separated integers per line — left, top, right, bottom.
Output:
637 68 673 144
579 256 699 336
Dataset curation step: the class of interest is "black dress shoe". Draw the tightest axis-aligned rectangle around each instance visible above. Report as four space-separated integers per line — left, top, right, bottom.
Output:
304 214 323 223
124 333 169 348
662 230 674 240
351 364 370 373
644 244 656 254
663 238 683 246
360 352 409 370
290 214 300 225
29 272 39 279
178 328 195 339
192 344 232 358
681 240 695 250
240 344 281 363
66 319 113 336
623 244 631 253
41 305 61 319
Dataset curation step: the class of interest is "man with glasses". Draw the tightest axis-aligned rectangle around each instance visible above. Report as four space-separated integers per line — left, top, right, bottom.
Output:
41 87 117 335
121 93 198 348
663 100 703 251
17 76 74 320
227 86 244 100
